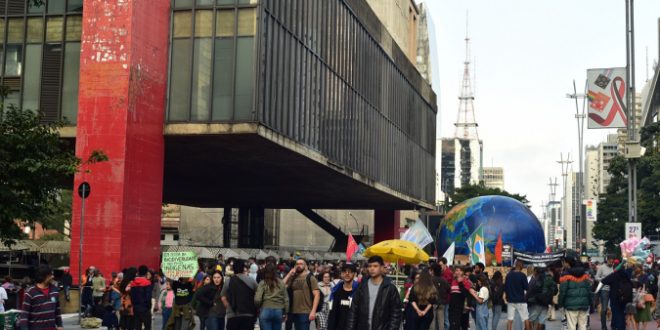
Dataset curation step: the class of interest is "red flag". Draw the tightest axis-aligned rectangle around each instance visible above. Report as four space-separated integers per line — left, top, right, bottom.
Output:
495 232 503 265
346 233 359 262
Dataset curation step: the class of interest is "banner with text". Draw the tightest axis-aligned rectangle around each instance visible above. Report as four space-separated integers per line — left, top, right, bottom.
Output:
162 251 198 279
513 251 565 266
587 67 628 129
584 199 597 221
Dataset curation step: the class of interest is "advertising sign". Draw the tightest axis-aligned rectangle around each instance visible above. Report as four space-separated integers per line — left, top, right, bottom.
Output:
587 67 628 129
161 251 198 279
584 199 597 221
625 222 642 239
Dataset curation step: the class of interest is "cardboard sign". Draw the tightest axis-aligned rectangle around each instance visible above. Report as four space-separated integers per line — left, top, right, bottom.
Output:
161 251 198 279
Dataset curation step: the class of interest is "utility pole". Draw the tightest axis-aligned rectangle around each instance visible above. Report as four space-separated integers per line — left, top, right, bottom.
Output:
566 79 588 253
625 0 639 224
558 153 573 248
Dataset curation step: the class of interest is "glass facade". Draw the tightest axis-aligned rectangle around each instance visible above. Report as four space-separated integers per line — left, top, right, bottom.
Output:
167 0 257 122
0 0 81 123
257 0 436 203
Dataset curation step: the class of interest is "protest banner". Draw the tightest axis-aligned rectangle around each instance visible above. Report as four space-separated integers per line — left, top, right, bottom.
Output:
161 251 198 279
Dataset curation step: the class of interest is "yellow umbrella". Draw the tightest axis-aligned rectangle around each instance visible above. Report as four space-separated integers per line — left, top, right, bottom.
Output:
363 239 430 264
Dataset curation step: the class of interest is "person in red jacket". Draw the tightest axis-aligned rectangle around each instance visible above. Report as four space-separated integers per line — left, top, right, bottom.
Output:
129 265 153 330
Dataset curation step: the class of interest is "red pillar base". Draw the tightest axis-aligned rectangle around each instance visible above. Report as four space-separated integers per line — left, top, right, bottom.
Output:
373 210 401 243
69 0 170 282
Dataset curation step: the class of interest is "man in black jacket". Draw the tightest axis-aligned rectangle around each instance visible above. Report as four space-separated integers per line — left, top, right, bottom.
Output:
129 265 153 330
346 256 402 330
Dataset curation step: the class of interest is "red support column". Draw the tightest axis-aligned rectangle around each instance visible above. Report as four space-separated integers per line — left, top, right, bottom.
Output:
373 210 401 243
69 0 170 281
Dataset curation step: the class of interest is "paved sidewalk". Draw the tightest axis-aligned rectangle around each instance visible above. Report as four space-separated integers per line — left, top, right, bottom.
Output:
62 311 624 330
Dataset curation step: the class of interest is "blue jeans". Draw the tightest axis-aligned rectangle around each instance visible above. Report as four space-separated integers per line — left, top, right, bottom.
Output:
600 289 610 330
475 303 489 330
260 308 283 330
162 307 172 330
291 313 310 330
206 315 225 330
444 304 450 330
491 305 502 330
610 301 626 330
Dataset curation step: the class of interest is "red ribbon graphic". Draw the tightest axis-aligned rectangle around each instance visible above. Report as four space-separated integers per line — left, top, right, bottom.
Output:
589 76 628 127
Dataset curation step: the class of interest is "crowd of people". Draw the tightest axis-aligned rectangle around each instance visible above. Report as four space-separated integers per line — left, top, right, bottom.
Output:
7 253 660 330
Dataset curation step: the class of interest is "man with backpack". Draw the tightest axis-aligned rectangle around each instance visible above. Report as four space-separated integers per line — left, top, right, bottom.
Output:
601 261 632 330
526 267 557 330
221 259 259 330
284 258 320 330
429 263 450 330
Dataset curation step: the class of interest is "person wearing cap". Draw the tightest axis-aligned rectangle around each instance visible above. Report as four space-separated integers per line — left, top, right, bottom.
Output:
327 264 358 330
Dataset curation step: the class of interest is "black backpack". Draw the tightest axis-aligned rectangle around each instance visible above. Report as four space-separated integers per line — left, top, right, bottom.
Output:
306 273 324 313
618 279 633 304
536 276 557 306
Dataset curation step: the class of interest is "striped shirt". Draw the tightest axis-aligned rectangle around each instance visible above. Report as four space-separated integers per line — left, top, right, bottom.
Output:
19 284 63 329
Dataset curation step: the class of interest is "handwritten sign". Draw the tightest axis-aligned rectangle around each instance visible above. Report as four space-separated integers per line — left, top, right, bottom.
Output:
162 251 198 279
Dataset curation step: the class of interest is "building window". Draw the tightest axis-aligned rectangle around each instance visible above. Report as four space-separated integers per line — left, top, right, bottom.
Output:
173 234 180 241
0 0 83 122
167 3 257 122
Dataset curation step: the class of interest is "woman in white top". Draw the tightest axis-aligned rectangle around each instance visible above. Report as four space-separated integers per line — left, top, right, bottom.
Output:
469 274 490 330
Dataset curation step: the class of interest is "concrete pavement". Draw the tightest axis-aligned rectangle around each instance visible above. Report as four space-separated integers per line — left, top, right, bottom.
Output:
61 310 640 330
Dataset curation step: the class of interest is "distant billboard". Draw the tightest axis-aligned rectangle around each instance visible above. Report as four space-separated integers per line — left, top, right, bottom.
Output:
584 199 597 221
587 68 628 129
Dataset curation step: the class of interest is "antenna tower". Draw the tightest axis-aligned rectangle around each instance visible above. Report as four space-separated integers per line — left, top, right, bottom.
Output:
454 19 479 140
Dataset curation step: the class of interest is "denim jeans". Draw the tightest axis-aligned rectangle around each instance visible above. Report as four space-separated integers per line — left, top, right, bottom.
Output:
206 315 226 330
161 308 172 330
610 301 626 330
491 305 502 330
291 313 310 330
444 304 450 330
475 303 489 330
600 289 610 330
260 308 284 330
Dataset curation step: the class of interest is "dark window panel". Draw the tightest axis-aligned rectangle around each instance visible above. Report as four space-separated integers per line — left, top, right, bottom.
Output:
61 42 79 123
22 43 41 111
47 0 65 14
191 38 212 121
39 43 62 122
174 0 192 9
6 0 24 15
212 38 233 120
67 0 83 13
169 38 192 121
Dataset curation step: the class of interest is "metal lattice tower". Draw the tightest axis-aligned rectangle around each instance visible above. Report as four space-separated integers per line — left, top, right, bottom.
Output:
454 30 479 140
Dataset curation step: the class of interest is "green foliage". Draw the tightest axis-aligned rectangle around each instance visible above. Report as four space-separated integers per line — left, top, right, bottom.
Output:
38 233 68 241
593 128 660 253
0 101 106 246
447 183 530 209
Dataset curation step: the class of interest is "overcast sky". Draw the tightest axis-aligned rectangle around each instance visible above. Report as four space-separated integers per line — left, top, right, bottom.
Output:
425 0 660 218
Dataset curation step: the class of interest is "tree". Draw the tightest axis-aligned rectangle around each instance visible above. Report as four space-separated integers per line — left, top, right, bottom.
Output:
446 183 530 210
0 96 106 246
593 123 660 253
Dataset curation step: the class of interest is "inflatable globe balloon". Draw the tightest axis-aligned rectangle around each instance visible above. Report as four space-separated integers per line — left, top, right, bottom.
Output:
437 195 546 264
